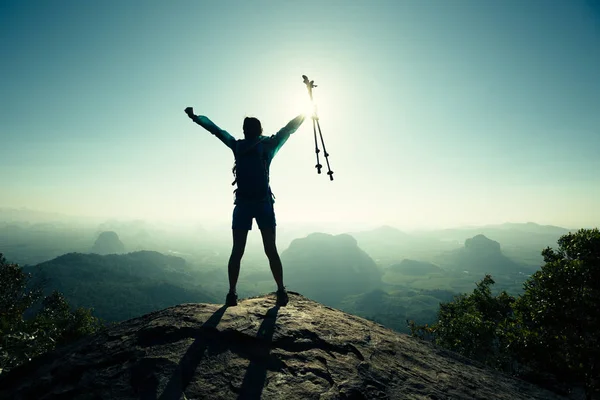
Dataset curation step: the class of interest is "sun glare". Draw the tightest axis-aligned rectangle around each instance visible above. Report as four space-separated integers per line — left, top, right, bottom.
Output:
275 76 339 129
287 90 319 119
299 95 317 119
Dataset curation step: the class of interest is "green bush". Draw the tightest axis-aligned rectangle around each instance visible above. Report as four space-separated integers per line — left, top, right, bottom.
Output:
0 254 102 374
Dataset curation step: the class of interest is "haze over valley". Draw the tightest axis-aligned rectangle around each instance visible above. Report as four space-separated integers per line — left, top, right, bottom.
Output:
1 206 574 333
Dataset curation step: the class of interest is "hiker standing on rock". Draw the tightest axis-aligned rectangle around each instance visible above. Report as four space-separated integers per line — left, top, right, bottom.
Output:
185 107 305 307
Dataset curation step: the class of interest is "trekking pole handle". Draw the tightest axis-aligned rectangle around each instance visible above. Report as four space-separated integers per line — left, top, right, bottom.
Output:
302 75 316 101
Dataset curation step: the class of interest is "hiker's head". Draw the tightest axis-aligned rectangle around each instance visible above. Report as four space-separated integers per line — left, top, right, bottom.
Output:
243 117 262 139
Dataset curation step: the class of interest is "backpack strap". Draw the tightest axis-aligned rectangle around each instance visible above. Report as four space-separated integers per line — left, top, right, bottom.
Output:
235 136 268 158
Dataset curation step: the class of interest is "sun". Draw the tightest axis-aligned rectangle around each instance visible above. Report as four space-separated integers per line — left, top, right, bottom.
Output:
290 88 319 119
275 76 332 124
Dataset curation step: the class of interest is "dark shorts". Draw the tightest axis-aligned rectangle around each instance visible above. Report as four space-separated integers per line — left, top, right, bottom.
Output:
232 202 276 230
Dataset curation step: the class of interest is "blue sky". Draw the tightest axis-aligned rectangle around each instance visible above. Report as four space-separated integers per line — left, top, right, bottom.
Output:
1 0 599 230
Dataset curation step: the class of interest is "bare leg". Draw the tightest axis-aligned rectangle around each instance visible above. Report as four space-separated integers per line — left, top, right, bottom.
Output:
260 227 285 290
228 229 249 293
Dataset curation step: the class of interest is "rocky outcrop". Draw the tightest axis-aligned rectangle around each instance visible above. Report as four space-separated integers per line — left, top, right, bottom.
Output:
0 293 565 399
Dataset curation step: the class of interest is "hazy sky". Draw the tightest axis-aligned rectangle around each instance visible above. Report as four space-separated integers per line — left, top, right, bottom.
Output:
2 0 599 230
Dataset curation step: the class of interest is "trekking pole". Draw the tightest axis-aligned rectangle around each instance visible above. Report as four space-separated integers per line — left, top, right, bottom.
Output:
302 75 322 175
302 75 334 181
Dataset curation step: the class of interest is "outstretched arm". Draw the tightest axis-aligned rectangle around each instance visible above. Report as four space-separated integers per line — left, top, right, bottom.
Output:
185 107 236 150
271 114 306 156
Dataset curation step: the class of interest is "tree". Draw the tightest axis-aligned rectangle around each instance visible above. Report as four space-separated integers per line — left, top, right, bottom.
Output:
0 254 102 374
409 275 517 371
515 228 600 398
409 228 600 398
0 254 43 372
0 254 42 328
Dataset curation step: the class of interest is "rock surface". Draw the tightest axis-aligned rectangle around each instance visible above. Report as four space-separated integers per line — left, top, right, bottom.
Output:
0 293 565 400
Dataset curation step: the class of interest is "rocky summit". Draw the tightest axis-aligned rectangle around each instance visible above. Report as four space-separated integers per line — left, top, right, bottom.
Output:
0 293 564 400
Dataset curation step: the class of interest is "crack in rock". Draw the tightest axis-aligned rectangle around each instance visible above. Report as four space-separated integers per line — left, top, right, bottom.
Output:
136 325 365 363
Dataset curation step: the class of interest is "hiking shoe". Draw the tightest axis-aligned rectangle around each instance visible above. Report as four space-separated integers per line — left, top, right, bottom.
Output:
225 291 238 307
276 288 289 307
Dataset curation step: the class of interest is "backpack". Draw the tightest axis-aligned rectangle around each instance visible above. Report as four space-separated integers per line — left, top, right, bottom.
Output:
231 138 273 202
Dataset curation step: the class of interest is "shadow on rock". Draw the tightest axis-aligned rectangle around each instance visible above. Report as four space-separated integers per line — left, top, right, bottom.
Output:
237 305 280 399
155 305 228 400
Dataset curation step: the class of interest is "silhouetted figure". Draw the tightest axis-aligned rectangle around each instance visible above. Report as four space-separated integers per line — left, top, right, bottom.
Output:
185 107 305 307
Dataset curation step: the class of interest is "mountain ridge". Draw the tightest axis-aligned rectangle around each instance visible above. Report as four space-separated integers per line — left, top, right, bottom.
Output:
24 251 218 321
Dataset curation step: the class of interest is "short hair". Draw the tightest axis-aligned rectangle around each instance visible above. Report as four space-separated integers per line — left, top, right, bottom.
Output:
243 117 262 139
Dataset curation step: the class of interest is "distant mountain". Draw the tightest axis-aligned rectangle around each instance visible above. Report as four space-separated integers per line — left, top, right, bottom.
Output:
465 234 501 254
353 225 411 241
348 225 457 265
24 251 218 322
0 222 95 265
281 233 381 306
483 222 572 235
438 234 526 274
413 222 575 267
421 222 571 248
91 231 125 255
388 259 444 275
0 207 68 223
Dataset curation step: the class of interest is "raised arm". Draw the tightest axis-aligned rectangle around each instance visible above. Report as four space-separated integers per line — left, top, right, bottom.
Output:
271 114 306 156
185 107 236 150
